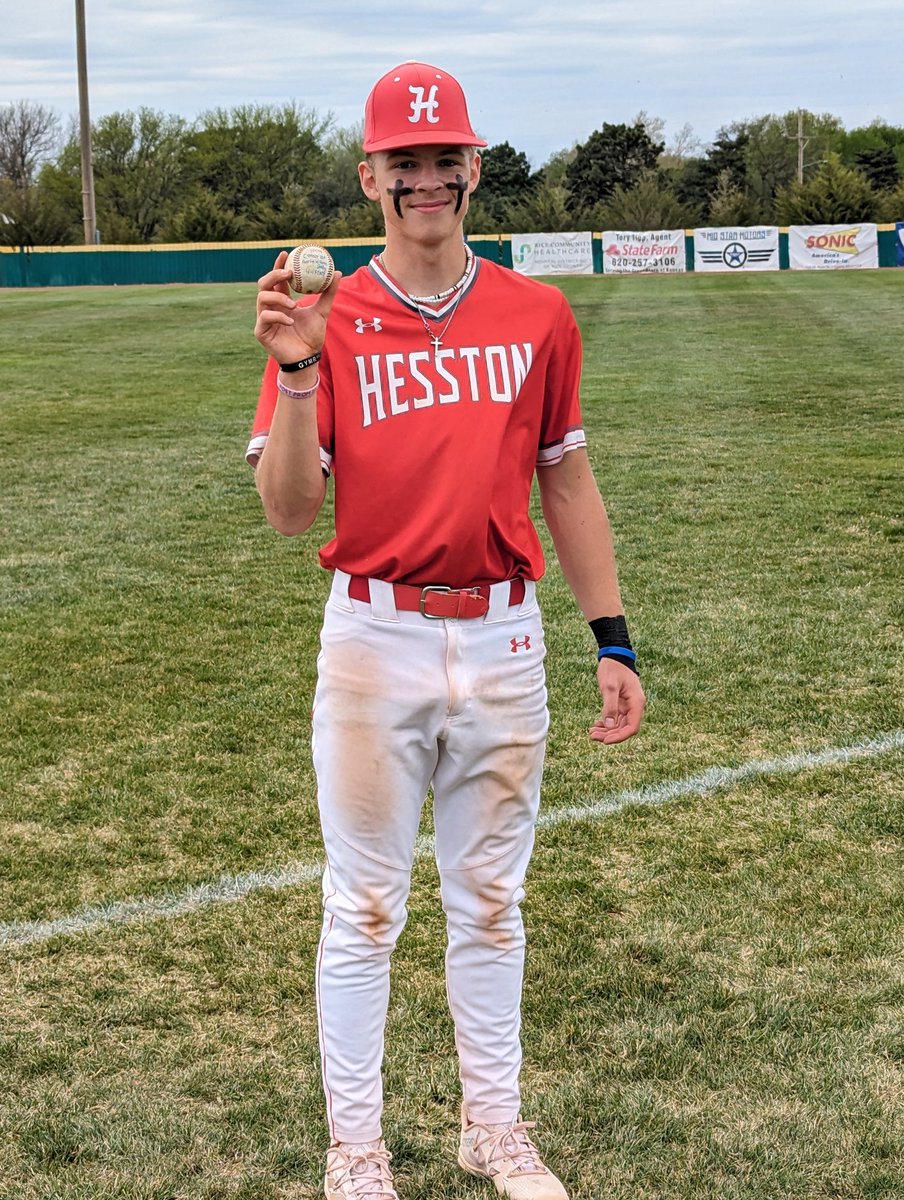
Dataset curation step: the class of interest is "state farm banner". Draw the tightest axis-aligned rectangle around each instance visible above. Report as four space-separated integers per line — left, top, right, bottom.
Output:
511 232 594 276
897 223 904 267
693 226 779 272
789 224 879 269
602 230 687 274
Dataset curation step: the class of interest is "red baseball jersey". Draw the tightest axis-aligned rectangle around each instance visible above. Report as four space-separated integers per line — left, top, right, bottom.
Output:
247 256 586 587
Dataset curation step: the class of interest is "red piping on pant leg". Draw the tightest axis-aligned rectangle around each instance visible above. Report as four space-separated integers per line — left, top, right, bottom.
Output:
316 883 338 1140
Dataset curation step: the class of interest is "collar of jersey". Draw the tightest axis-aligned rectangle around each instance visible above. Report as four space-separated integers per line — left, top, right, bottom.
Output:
368 250 481 319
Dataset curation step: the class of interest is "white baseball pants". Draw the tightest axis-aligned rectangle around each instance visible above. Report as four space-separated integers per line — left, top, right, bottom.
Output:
312 569 549 1144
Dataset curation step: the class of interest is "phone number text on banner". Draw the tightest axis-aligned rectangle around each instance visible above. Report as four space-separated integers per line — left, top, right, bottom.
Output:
511 232 594 276
693 226 779 273
789 224 879 269
602 230 686 274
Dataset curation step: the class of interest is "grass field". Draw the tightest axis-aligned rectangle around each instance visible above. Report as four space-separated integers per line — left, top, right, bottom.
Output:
1 268 902 1200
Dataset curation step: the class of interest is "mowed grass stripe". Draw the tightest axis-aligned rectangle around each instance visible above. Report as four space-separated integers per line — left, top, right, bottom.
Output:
2 729 900 950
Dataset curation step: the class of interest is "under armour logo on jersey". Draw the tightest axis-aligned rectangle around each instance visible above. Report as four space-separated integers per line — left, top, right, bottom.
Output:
510 636 532 653
408 85 440 125
355 317 383 334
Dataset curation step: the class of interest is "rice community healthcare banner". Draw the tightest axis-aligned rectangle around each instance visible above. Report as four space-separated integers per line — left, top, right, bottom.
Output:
789 224 879 269
693 226 780 273
511 232 594 276
602 230 687 274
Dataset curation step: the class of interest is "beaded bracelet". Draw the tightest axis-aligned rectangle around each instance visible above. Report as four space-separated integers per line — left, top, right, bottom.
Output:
277 372 320 399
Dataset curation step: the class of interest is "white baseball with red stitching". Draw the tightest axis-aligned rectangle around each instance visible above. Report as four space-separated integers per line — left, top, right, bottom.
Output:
287 243 335 294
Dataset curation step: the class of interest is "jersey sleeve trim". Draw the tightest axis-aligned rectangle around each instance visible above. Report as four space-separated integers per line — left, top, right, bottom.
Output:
246 434 268 467
245 433 332 475
536 426 587 467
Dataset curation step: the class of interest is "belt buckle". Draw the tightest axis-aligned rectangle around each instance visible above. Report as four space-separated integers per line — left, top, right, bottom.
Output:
419 585 451 618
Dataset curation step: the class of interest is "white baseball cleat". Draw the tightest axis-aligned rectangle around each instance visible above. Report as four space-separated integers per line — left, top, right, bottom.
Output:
458 1106 569 1199
324 1138 399 1199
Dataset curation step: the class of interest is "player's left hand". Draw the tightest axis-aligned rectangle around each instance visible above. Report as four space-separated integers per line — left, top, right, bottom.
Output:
590 659 646 744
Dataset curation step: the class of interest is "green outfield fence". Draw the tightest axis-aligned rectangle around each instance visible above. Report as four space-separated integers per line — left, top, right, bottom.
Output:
0 229 899 288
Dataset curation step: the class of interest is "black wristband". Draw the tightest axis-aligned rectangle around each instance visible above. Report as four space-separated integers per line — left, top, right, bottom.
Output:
590 615 638 674
589 615 632 651
279 352 321 373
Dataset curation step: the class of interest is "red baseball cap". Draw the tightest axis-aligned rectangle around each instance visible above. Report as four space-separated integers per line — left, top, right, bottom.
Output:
363 61 487 153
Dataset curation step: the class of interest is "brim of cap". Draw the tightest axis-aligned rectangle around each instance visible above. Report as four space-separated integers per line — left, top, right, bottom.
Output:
363 130 488 152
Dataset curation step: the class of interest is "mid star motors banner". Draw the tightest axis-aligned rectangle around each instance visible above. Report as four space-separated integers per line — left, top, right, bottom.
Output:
789 224 879 270
693 226 779 273
897 223 904 267
602 230 687 274
511 232 594 276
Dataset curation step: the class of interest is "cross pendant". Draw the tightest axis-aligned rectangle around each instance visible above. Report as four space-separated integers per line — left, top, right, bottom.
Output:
430 334 443 351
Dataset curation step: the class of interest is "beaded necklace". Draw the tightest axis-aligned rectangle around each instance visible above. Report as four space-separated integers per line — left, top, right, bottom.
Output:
377 246 475 353
405 246 474 304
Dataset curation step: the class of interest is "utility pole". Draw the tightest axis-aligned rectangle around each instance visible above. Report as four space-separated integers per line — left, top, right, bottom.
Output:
75 0 97 244
786 109 810 185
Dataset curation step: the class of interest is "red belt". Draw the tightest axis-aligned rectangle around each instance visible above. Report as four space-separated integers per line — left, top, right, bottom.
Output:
347 575 526 619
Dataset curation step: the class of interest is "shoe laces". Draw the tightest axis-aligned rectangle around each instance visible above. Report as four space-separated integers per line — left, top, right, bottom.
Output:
328 1141 396 1198
474 1119 546 1177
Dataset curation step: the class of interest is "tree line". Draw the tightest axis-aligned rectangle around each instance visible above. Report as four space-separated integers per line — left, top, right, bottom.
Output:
1 98 903 248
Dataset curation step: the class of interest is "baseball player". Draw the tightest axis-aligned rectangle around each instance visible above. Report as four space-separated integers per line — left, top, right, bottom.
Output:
248 61 645 1200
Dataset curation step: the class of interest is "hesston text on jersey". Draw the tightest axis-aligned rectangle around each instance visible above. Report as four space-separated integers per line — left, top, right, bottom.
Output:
355 343 534 427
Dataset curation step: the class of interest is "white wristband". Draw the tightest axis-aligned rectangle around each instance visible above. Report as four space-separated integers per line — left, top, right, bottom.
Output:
276 372 320 399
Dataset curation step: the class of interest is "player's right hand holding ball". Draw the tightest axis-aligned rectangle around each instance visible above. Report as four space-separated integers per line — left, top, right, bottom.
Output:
254 250 342 365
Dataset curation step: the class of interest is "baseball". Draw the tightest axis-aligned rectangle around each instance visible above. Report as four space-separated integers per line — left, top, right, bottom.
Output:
287 243 335 294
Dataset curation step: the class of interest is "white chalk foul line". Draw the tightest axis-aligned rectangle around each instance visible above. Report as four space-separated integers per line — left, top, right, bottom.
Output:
535 730 904 828
2 730 902 950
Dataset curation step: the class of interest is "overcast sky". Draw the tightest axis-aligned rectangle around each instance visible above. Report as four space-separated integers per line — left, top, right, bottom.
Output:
3 0 902 167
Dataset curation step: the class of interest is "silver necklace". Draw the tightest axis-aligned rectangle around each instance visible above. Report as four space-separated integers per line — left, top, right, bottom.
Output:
416 287 466 352
375 248 473 352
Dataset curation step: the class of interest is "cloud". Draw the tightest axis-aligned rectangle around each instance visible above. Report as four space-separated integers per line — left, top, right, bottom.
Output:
3 0 902 165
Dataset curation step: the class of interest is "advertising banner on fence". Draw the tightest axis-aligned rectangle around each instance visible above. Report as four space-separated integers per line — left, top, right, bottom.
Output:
789 224 879 269
693 226 779 272
511 232 594 276
602 230 687 274
897 223 904 267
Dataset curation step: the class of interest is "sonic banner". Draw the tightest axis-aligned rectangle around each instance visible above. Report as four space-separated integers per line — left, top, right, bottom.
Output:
789 224 879 270
511 232 594 276
693 226 779 273
897 223 904 267
602 230 687 274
